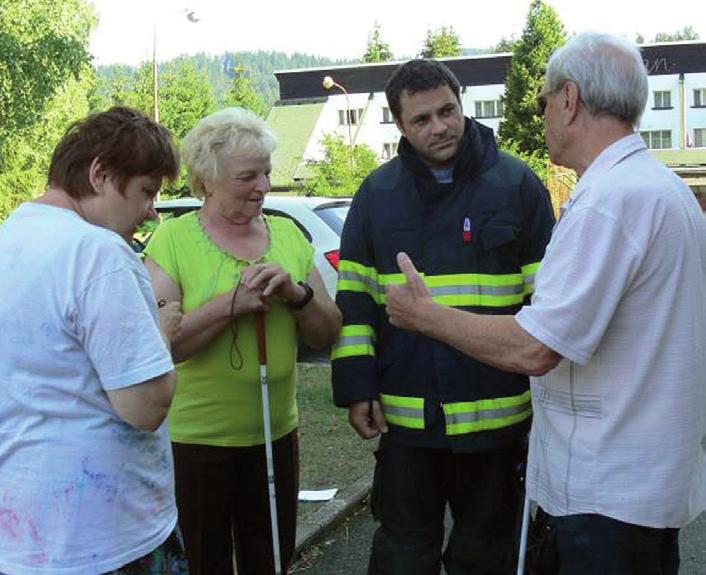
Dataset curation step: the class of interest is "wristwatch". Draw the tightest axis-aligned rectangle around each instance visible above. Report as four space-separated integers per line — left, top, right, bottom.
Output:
287 281 314 310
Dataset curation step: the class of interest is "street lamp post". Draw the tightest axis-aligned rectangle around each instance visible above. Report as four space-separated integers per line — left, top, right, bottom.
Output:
152 9 200 122
322 75 353 149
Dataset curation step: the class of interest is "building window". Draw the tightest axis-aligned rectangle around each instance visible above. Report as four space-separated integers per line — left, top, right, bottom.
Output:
653 91 672 109
695 128 706 148
382 142 398 160
381 107 394 124
694 89 706 107
640 130 672 149
338 108 364 126
474 100 504 119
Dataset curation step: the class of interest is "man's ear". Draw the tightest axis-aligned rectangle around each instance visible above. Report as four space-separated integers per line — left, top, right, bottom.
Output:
88 157 108 195
563 81 581 125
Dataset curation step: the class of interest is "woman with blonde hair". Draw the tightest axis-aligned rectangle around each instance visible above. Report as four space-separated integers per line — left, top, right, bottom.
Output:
145 107 341 575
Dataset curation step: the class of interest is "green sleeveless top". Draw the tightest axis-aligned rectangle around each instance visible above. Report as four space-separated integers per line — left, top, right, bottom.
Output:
145 211 314 446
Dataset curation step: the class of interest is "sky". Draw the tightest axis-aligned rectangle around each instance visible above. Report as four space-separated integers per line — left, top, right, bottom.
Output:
89 0 706 66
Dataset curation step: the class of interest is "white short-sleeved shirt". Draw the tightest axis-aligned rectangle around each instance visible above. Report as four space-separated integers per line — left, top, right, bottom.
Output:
516 134 706 528
0 203 177 574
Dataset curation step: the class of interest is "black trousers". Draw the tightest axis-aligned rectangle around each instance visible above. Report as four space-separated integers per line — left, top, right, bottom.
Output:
172 431 299 575
368 435 526 575
527 509 680 575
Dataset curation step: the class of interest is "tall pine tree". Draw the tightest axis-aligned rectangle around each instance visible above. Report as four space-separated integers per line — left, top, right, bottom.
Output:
497 0 565 178
420 26 462 58
363 23 394 63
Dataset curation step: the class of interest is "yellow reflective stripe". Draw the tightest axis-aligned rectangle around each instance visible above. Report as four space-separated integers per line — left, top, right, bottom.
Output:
521 261 541 296
380 393 425 430
445 410 532 434
338 264 527 307
443 391 532 435
331 324 375 360
339 259 377 279
433 293 525 307
424 272 522 287
380 394 424 408
337 260 384 303
521 262 541 276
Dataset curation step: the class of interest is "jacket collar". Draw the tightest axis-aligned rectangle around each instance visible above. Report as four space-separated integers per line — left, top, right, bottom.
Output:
396 117 497 183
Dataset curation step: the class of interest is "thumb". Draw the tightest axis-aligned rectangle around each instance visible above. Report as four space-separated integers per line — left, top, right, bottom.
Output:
396 252 427 293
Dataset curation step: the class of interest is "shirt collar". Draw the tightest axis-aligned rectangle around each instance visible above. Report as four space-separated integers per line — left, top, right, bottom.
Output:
566 133 647 207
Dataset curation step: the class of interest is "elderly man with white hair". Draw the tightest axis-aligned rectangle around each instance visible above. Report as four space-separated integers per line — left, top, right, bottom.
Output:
386 32 706 574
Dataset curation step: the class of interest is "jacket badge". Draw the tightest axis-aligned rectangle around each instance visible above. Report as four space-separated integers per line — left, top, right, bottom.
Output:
463 217 472 243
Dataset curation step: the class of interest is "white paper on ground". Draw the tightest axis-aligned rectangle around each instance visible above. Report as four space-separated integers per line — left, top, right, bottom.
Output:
298 488 338 501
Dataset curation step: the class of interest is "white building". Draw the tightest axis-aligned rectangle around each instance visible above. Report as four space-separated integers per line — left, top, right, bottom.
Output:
266 42 706 194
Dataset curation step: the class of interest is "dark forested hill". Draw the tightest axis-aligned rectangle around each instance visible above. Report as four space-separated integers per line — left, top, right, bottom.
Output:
97 51 352 108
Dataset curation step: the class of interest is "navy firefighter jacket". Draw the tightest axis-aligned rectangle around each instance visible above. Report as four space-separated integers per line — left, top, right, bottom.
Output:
331 118 555 451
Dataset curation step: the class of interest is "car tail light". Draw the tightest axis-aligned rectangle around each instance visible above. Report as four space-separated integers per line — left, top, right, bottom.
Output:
324 249 340 270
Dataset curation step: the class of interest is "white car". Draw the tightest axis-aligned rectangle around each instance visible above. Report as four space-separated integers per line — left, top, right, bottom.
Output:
146 195 350 299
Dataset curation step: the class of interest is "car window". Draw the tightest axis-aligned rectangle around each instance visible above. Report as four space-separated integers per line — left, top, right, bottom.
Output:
263 208 312 242
314 206 349 235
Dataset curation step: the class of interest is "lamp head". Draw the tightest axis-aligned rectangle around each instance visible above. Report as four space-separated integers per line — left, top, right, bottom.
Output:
322 76 335 90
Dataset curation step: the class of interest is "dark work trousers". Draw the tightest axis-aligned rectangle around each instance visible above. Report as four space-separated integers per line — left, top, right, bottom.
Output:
527 508 680 575
367 435 526 575
172 430 299 575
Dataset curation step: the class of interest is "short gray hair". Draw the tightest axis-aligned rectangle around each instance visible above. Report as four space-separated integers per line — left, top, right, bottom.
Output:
544 32 648 126
182 107 277 198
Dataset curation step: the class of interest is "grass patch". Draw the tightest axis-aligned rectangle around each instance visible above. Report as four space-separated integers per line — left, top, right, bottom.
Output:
297 363 376 520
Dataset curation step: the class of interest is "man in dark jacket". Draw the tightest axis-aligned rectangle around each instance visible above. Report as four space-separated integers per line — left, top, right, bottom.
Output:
331 59 555 574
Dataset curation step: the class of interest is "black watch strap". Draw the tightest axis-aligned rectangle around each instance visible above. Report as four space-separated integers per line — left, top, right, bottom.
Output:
287 281 314 310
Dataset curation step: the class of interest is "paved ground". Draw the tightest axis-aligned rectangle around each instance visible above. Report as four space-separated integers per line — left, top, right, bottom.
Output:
294 503 706 574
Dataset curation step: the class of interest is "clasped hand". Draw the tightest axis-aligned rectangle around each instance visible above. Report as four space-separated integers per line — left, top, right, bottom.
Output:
234 263 302 314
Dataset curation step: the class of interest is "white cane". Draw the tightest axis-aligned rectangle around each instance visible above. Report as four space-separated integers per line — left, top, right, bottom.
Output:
256 313 282 575
516 491 531 575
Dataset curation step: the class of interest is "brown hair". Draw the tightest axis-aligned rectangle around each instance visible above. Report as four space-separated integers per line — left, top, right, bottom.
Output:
48 107 180 198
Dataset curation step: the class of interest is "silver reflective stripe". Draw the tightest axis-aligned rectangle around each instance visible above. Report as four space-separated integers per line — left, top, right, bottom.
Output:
430 284 523 297
444 402 531 425
335 334 374 347
338 270 382 293
383 405 424 419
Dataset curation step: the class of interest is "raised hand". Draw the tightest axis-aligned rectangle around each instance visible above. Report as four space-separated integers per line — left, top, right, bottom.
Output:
386 252 433 331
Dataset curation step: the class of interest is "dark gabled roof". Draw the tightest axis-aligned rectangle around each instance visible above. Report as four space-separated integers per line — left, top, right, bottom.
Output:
274 42 706 102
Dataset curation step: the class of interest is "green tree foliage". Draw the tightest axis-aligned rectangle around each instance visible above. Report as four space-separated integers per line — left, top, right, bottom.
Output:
0 67 94 218
304 135 379 197
497 0 566 180
0 0 94 162
653 26 700 42
96 51 350 112
420 26 462 58
363 23 394 63
0 0 95 220
224 71 268 117
158 61 217 143
494 36 519 53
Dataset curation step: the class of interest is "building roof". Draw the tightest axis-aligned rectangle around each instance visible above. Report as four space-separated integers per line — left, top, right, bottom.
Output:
273 42 706 102
266 101 323 188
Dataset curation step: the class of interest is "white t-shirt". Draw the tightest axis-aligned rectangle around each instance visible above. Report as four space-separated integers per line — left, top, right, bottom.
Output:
517 134 706 528
0 203 177 574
